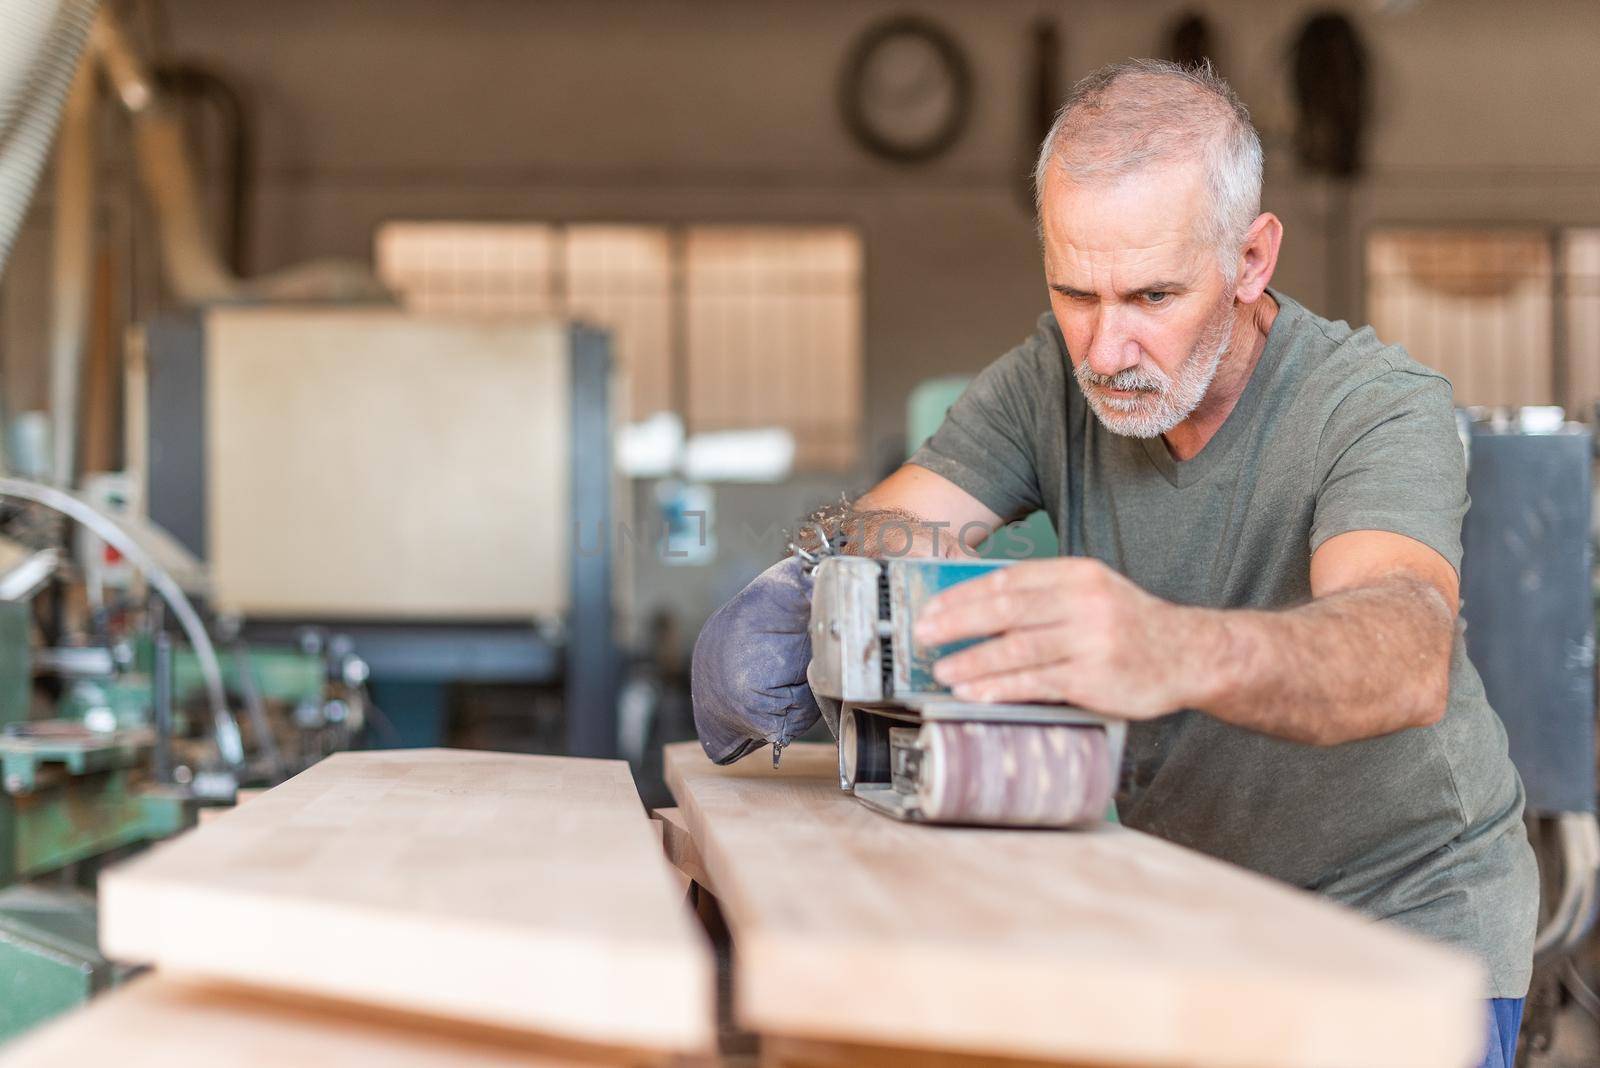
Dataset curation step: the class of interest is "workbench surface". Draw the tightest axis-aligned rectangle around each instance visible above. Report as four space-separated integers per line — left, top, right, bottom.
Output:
665 742 1484 1068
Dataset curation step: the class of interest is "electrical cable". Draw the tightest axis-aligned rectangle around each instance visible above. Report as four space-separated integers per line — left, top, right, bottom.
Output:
0 476 245 769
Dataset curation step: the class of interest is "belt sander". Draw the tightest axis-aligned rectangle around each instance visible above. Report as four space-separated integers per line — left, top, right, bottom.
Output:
805 555 1124 827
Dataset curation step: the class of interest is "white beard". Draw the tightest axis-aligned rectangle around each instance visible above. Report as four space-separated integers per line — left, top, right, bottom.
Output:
1075 300 1235 439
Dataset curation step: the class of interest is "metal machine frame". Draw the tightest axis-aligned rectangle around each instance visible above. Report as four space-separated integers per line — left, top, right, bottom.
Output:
1459 414 1599 959
137 314 620 758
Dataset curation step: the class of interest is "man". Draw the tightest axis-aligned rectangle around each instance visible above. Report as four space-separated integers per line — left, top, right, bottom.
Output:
691 60 1536 1068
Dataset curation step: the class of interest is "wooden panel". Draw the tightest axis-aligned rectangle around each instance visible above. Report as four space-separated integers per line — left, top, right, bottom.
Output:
101 750 713 1052
0 975 701 1068
205 307 569 619
652 807 712 890
759 1037 1111 1068
664 743 1483 1068
648 815 691 899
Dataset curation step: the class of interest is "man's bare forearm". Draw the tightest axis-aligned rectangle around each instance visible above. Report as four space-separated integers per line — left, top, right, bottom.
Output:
1180 576 1455 745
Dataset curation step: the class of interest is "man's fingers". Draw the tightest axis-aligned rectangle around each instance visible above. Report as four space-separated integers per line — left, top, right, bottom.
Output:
932 626 1070 686
949 664 1077 705
953 664 1171 721
913 584 1070 645
917 559 1105 630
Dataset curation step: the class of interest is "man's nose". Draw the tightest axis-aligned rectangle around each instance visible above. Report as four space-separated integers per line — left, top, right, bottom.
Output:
1085 307 1142 377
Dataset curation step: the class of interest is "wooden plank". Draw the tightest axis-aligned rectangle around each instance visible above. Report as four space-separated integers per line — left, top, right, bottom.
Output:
0 974 718 1067
205 307 570 619
649 815 692 900
101 750 713 1052
758 1037 1110 1068
664 743 1484 1068
652 807 712 890
0 974 706 1068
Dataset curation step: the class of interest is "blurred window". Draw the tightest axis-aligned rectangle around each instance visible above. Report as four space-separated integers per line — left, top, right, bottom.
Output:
375 221 862 471
683 226 862 472
1561 229 1600 419
1367 227 1600 419
375 222 561 317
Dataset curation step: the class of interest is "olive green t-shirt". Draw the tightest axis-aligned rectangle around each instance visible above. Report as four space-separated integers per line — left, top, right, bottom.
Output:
908 290 1537 997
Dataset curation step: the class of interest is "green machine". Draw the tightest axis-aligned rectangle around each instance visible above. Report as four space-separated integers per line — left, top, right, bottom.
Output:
0 12 371 1041
0 598 344 1041
0 600 189 1040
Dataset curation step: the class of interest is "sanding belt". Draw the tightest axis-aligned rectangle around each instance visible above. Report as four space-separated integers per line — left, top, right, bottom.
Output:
906 721 1114 827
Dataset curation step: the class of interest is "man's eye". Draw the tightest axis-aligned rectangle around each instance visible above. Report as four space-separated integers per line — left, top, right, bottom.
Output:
1144 291 1171 305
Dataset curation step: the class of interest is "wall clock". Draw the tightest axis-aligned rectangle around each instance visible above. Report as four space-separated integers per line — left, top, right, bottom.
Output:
839 16 973 164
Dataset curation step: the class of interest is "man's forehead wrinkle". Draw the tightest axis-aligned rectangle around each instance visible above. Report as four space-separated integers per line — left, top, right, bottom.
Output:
1048 219 1205 269
1046 228 1206 293
1040 168 1215 286
1060 235 1195 256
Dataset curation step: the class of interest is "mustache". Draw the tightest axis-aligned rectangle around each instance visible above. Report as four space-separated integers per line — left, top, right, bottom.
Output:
1075 364 1169 393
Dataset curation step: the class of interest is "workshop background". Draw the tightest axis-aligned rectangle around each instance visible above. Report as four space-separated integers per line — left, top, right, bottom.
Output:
0 0 1597 1063
9 0 1597 740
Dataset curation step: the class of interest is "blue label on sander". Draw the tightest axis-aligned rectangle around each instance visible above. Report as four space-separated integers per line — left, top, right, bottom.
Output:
891 558 1014 694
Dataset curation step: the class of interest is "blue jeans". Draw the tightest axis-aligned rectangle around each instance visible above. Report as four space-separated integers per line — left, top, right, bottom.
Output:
1479 998 1524 1068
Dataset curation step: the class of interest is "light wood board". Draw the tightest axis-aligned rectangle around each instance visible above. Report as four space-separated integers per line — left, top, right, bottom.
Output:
205 306 571 619
758 1036 1112 1068
101 749 713 1052
0 975 704 1068
648 815 691 899
652 807 712 890
664 743 1484 1068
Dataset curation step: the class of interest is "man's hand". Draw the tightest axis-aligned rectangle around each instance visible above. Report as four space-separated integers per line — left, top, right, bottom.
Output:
915 557 1200 719
689 465 1009 767
914 531 1459 746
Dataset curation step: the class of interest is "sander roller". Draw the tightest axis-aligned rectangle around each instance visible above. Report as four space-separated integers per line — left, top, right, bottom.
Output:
806 555 1124 828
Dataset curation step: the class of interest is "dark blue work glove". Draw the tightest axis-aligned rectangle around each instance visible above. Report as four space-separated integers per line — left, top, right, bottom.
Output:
691 555 820 765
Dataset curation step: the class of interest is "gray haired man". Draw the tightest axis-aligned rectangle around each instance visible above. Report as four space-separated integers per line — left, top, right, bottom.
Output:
692 60 1536 1067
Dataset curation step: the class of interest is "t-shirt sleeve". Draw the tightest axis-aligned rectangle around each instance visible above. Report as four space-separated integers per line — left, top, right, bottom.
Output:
1310 366 1467 573
906 324 1054 522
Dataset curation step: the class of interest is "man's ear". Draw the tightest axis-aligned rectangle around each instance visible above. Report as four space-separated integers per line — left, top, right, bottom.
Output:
1233 212 1283 303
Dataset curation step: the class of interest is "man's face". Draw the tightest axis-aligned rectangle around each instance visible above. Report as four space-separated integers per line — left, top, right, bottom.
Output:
1040 163 1238 438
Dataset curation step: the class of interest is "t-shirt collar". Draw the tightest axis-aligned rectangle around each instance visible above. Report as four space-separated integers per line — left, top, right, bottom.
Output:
1137 287 1300 488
